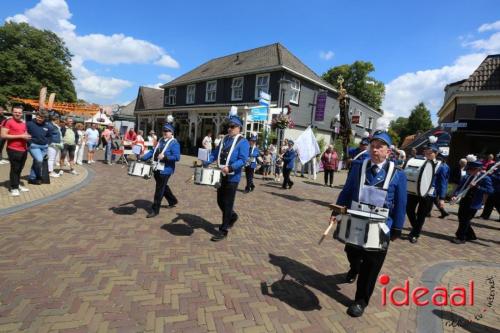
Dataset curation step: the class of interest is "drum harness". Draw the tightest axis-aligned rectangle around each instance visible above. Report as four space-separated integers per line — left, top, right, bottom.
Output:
152 138 175 171
217 134 243 175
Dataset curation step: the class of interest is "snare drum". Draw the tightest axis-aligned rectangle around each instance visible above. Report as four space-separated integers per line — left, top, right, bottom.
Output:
128 161 153 179
334 209 389 251
404 158 435 196
194 167 221 186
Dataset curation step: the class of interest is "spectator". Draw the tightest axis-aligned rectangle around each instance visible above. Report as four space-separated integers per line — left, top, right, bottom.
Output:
27 109 52 184
0 105 31 196
262 149 272 178
321 145 338 187
101 124 113 165
411 147 418 159
214 134 224 147
134 129 145 160
60 117 79 174
85 123 99 164
202 129 213 151
124 128 137 143
0 106 8 165
274 146 286 182
483 154 495 171
74 123 85 165
47 114 63 178
147 130 157 149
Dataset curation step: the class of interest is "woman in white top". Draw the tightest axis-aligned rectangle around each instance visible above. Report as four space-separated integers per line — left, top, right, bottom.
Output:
74 123 85 165
202 129 213 151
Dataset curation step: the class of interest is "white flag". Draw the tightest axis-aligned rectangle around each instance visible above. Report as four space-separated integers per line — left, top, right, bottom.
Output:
295 126 320 164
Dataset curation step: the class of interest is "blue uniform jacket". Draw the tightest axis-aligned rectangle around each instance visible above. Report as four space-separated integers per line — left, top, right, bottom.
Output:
283 149 296 170
453 173 494 210
349 147 369 160
248 146 260 169
336 159 408 233
491 168 500 193
430 162 450 199
142 137 180 176
206 135 249 183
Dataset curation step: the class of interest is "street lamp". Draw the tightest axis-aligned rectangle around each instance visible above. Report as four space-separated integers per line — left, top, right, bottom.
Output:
277 78 291 152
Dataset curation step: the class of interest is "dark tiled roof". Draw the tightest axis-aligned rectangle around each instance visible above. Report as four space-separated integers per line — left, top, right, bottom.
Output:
119 99 137 116
135 87 164 110
162 43 336 90
458 54 500 92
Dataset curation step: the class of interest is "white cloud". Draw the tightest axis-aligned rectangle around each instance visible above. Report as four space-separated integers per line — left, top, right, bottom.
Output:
158 74 175 82
145 83 164 89
5 0 179 102
478 20 500 33
463 32 500 53
319 50 335 60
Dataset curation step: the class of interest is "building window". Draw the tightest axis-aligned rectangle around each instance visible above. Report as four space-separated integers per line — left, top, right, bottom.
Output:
245 121 264 139
206 80 217 102
186 84 196 104
290 78 300 104
255 74 270 99
368 117 373 129
231 77 244 101
168 88 176 105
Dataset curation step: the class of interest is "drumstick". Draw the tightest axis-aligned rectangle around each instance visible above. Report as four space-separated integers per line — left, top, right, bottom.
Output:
185 175 194 184
318 219 336 245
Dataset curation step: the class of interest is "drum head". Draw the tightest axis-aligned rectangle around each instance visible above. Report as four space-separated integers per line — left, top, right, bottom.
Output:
347 209 386 221
418 161 435 196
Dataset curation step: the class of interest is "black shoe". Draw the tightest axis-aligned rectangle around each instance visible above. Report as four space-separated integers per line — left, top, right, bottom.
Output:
250 185 255 192
409 236 418 244
346 303 365 317
244 188 250 193
282 186 287 189
289 182 294 189
228 214 239 228
146 212 158 218
168 200 178 208
480 215 490 220
451 238 466 244
345 270 357 283
439 212 450 219
28 179 41 185
211 232 227 242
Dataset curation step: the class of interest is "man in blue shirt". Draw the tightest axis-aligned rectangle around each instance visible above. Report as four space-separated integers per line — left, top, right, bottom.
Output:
334 129 407 317
205 112 249 241
142 123 180 218
27 110 53 184
282 140 296 189
244 135 260 193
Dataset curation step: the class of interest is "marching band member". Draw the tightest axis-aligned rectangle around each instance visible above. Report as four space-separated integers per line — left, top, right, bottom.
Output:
142 123 180 218
334 128 407 317
282 140 296 189
348 137 370 161
204 107 249 242
244 134 260 193
480 153 500 220
434 149 451 218
406 136 448 243
451 155 493 244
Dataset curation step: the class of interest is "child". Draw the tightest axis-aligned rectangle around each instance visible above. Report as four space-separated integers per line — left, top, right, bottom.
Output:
262 149 272 178
274 147 286 182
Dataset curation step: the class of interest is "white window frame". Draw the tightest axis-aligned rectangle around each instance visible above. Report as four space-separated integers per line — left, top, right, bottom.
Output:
205 80 217 102
359 111 363 126
290 78 301 104
368 117 373 130
186 84 196 104
231 77 244 101
255 73 270 99
168 88 176 105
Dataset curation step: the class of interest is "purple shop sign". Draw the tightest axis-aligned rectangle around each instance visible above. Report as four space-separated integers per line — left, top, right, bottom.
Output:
315 91 327 121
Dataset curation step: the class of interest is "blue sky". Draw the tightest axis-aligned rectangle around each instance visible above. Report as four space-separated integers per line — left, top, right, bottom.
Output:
2 0 500 120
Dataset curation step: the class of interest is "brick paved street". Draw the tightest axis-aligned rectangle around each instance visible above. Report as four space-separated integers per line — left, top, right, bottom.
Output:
0 154 499 332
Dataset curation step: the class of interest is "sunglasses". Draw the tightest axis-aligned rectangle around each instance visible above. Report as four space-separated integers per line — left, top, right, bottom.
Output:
228 125 237 129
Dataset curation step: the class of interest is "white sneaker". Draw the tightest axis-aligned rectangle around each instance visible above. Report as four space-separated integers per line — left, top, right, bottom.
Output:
55 162 60 167
76 161 83 165
10 189 20 196
58 170 64 175
49 172 60 178
70 169 79 175
19 185 30 192
0 160 8 165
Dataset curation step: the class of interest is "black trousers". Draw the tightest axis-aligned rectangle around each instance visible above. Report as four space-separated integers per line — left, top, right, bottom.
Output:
456 197 477 241
345 245 388 306
433 196 448 216
217 178 238 234
245 166 255 190
0 138 5 159
481 192 500 219
152 172 177 213
407 194 434 237
324 170 334 185
7 148 28 189
282 168 293 188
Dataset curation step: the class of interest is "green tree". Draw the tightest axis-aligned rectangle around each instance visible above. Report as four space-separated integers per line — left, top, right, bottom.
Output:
407 102 433 134
389 116 409 144
0 22 76 107
322 61 385 110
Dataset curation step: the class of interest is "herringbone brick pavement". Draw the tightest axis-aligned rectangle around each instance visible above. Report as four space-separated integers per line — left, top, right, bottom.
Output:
0 154 498 332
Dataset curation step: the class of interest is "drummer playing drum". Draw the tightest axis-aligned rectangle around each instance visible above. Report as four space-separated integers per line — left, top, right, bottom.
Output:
331 126 407 318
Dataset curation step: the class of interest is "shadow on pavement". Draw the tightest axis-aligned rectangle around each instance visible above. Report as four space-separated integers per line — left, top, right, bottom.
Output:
420 230 495 247
162 213 218 236
266 191 303 202
109 199 153 215
265 254 351 309
432 309 499 333
261 278 321 311
471 221 500 231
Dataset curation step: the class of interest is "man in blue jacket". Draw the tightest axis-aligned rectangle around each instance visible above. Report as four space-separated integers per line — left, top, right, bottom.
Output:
451 157 494 243
244 134 260 193
480 154 500 221
406 143 449 243
334 130 407 317
205 113 249 242
27 110 53 185
282 140 296 189
142 123 180 218
433 151 451 218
